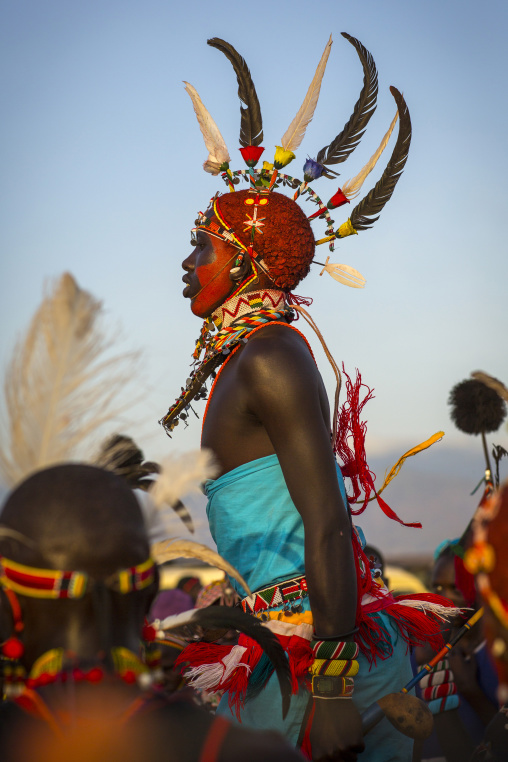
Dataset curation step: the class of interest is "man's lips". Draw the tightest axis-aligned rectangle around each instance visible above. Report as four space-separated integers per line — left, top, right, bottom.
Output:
182 273 193 298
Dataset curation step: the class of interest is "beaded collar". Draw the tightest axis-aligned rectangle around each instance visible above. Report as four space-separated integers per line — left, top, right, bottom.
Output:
3 646 152 698
212 289 284 330
159 289 293 435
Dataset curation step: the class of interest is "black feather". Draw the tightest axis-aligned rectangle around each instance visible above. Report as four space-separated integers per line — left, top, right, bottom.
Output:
95 434 194 532
207 38 263 147
190 606 292 718
95 434 160 489
316 33 378 166
449 379 507 435
349 86 411 231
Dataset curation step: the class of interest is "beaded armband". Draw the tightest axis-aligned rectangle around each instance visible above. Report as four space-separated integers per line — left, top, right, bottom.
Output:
420 658 459 715
309 639 359 699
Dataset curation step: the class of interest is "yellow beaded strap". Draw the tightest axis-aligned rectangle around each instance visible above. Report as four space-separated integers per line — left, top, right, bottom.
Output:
309 658 359 677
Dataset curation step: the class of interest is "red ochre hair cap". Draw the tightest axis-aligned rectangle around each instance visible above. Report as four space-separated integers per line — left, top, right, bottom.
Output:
216 189 315 291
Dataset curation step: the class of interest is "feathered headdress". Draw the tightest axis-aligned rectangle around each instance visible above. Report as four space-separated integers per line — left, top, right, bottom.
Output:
184 32 412 287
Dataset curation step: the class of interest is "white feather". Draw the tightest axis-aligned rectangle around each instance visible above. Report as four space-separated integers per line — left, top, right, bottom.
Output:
280 35 333 152
183 81 230 174
0 273 138 488
149 449 218 508
318 257 366 288
342 109 399 200
150 537 251 595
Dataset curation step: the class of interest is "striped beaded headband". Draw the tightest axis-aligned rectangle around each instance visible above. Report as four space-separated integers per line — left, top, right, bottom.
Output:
0 556 156 600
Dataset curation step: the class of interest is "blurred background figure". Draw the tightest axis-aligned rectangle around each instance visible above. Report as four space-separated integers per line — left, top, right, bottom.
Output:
413 539 498 761
177 576 203 604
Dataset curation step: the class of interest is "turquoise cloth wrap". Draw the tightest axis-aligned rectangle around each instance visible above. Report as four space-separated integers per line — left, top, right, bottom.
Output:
205 455 413 761
205 453 349 595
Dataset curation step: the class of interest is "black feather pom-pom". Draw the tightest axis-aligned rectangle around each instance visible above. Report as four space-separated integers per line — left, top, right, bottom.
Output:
449 378 507 435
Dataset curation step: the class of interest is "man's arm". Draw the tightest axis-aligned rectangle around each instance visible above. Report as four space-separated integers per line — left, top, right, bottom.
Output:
238 328 364 759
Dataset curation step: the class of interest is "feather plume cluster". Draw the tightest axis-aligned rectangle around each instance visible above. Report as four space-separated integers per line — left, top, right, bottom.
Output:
0 273 138 488
149 448 218 508
317 32 378 166
94 434 195 534
341 109 398 200
350 87 411 231
94 434 160 491
207 38 263 147
449 378 507 435
280 36 333 153
183 82 230 174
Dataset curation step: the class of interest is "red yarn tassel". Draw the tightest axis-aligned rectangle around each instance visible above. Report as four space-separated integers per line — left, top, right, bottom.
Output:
334 366 375 510
285 293 313 320
334 365 422 528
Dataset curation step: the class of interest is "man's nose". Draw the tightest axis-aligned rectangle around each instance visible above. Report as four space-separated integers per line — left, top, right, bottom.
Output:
182 252 195 271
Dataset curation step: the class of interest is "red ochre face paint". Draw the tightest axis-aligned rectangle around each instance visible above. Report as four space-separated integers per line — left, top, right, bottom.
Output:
182 228 237 318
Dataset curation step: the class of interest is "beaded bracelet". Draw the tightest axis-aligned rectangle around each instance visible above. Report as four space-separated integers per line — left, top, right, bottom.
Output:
427 695 460 714
422 682 457 701
309 658 359 677
421 658 459 714
419 668 453 688
311 675 354 699
311 639 359 660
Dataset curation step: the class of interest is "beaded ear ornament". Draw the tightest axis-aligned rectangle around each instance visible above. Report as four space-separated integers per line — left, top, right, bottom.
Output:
160 33 411 435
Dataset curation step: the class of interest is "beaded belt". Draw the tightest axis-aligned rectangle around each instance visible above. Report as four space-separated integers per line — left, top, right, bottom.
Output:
241 575 308 615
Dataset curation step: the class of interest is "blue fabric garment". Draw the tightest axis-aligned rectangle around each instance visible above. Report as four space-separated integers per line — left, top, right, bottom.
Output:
217 611 413 762
205 453 349 596
206 454 413 760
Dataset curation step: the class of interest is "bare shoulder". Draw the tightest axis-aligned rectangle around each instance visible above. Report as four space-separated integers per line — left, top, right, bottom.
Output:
236 323 317 383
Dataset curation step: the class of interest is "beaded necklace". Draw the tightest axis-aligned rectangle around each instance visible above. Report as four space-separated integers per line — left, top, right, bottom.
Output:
159 289 293 435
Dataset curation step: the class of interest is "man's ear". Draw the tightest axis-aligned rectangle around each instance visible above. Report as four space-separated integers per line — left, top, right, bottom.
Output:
229 254 253 284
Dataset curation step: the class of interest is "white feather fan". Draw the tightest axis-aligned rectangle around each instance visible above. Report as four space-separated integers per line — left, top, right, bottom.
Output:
0 273 137 488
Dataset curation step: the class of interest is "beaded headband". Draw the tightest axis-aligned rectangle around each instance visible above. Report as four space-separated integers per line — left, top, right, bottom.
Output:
185 33 412 290
0 556 156 600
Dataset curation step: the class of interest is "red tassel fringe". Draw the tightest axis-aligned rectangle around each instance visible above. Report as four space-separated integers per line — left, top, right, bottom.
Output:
334 365 421 528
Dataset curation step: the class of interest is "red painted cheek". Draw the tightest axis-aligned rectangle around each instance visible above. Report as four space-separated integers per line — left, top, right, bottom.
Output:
192 261 233 315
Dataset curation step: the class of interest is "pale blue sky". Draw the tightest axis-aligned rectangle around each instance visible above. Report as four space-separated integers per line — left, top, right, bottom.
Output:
1 0 507 552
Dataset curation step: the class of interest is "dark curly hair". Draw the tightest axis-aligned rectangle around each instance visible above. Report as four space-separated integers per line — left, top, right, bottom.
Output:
215 189 315 290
